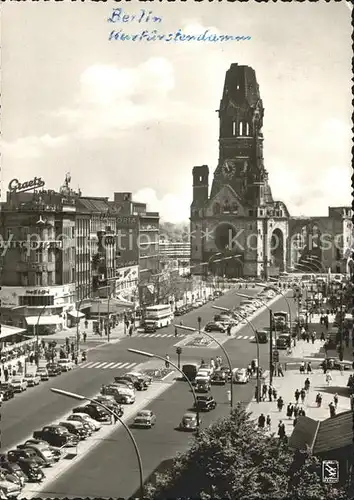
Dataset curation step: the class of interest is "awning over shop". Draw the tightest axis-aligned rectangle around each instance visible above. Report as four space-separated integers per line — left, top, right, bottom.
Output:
0 325 27 340
90 297 134 314
26 315 62 326
67 310 85 319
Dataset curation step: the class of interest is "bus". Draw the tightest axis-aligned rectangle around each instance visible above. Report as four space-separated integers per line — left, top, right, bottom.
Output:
144 304 173 332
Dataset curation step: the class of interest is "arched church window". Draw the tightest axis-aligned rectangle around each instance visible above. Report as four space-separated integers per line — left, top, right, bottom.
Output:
245 122 250 135
213 203 221 215
239 122 243 136
232 122 237 136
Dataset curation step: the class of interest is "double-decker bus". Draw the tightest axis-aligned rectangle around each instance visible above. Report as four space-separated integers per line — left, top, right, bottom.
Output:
144 304 173 332
273 311 289 332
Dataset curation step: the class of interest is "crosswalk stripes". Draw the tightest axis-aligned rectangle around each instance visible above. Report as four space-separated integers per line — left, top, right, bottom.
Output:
80 361 139 370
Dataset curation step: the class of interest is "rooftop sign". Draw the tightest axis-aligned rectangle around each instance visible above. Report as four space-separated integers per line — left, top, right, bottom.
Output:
9 177 45 194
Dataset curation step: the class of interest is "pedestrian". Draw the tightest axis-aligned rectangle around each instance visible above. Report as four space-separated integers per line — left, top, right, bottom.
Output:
278 421 286 440
306 362 312 374
272 387 277 400
278 363 284 377
174 327 178 337
326 372 332 385
83 331 87 343
165 354 170 369
227 324 232 336
299 361 305 374
4 367 8 382
304 378 310 392
266 415 271 431
329 402 336 418
315 393 322 407
320 331 325 341
293 417 298 428
293 404 299 418
262 384 267 402
129 324 133 337
300 388 306 403
294 389 300 403
84 319 88 329
333 393 339 409
286 403 292 419
277 396 284 412
258 413 266 429
271 362 276 378
268 385 273 402
210 358 215 371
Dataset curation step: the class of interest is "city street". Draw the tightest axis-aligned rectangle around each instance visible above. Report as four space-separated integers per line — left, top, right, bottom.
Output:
11 287 299 499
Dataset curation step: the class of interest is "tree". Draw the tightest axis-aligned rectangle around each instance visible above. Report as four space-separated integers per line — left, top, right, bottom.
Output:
145 404 348 500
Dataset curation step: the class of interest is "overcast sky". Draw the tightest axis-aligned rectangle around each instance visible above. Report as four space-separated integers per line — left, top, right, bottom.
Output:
1 1 351 223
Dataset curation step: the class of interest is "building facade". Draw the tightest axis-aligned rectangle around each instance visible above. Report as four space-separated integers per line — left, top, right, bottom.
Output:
190 64 352 279
0 179 160 333
159 240 191 275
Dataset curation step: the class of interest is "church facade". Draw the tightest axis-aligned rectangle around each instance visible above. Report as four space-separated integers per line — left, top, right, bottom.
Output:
190 64 352 279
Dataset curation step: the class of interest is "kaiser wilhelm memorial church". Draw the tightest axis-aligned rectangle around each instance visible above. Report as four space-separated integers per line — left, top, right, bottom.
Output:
190 64 352 279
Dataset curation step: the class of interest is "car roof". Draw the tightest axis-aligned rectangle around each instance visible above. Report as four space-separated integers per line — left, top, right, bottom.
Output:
197 395 210 399
183 413 196 418
137 410 151 415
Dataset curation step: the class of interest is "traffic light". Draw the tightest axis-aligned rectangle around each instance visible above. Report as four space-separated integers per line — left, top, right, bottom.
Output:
197 316 202 324
176 347 182 355
272 350 279 363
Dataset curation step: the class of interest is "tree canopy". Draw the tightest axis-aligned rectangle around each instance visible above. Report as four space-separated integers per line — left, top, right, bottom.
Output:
144 404 348 500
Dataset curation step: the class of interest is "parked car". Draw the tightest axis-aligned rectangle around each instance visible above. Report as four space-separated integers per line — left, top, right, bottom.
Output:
125 371 152 386
16 445 55 467
194 395 217 412
179 413 200 431
319 358 351 371
0 385 14 401
58 420 88 439
24 373 40 387
233 368 250 384
46 364 62 377
13 459 44 483
0 474 22 498
174 309 184 316
0 462 27 487
118 374 147 391
0 467 24 489
20 440 61 461
10 377 27 393
144 322 157 333
204 322 226 333
72 405 111 423
33 425 79 447
7 449 45 469
36 368 49 381
113 377 136 391
101 384 135 404
67 413 101 431
133 410 156 428
91 397 124 417
57 359 74 372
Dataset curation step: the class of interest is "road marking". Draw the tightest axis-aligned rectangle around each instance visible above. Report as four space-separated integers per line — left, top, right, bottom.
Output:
103 362 116 368
94 362 109 369
250 336 255 340
160 334 169 337
154 334 163 337
125 362 137 369
237 335 243 339
109 362 124 369
84 362 101 368
119 362 130 369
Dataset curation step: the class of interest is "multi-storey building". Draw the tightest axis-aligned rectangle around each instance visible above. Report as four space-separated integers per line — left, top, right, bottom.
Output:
159 240 191 275
190 63 352 279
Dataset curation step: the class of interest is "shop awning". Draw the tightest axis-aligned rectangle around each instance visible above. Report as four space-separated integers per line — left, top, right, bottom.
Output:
90 297 134 314
67 310 85 319
0 325 27 340
26 315 62 326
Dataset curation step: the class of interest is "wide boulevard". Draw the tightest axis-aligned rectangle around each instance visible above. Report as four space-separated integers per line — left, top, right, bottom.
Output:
8 286 298 499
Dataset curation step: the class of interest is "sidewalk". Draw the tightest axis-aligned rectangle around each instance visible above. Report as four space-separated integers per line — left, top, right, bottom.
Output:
39 320 127 346
247 368 352 439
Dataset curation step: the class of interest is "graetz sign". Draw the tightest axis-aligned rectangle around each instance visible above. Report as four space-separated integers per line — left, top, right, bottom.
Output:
8 177 45 194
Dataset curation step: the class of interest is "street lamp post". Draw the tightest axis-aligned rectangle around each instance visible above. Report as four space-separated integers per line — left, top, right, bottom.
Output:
51 387 144 500
175 324 234 410
127 348 201 427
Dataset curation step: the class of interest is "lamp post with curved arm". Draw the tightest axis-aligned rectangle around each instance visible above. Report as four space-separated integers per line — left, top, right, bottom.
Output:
211 304 261 403
51 387 144 500
127 348 200 427
34 292 76 366
174 324 234 410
